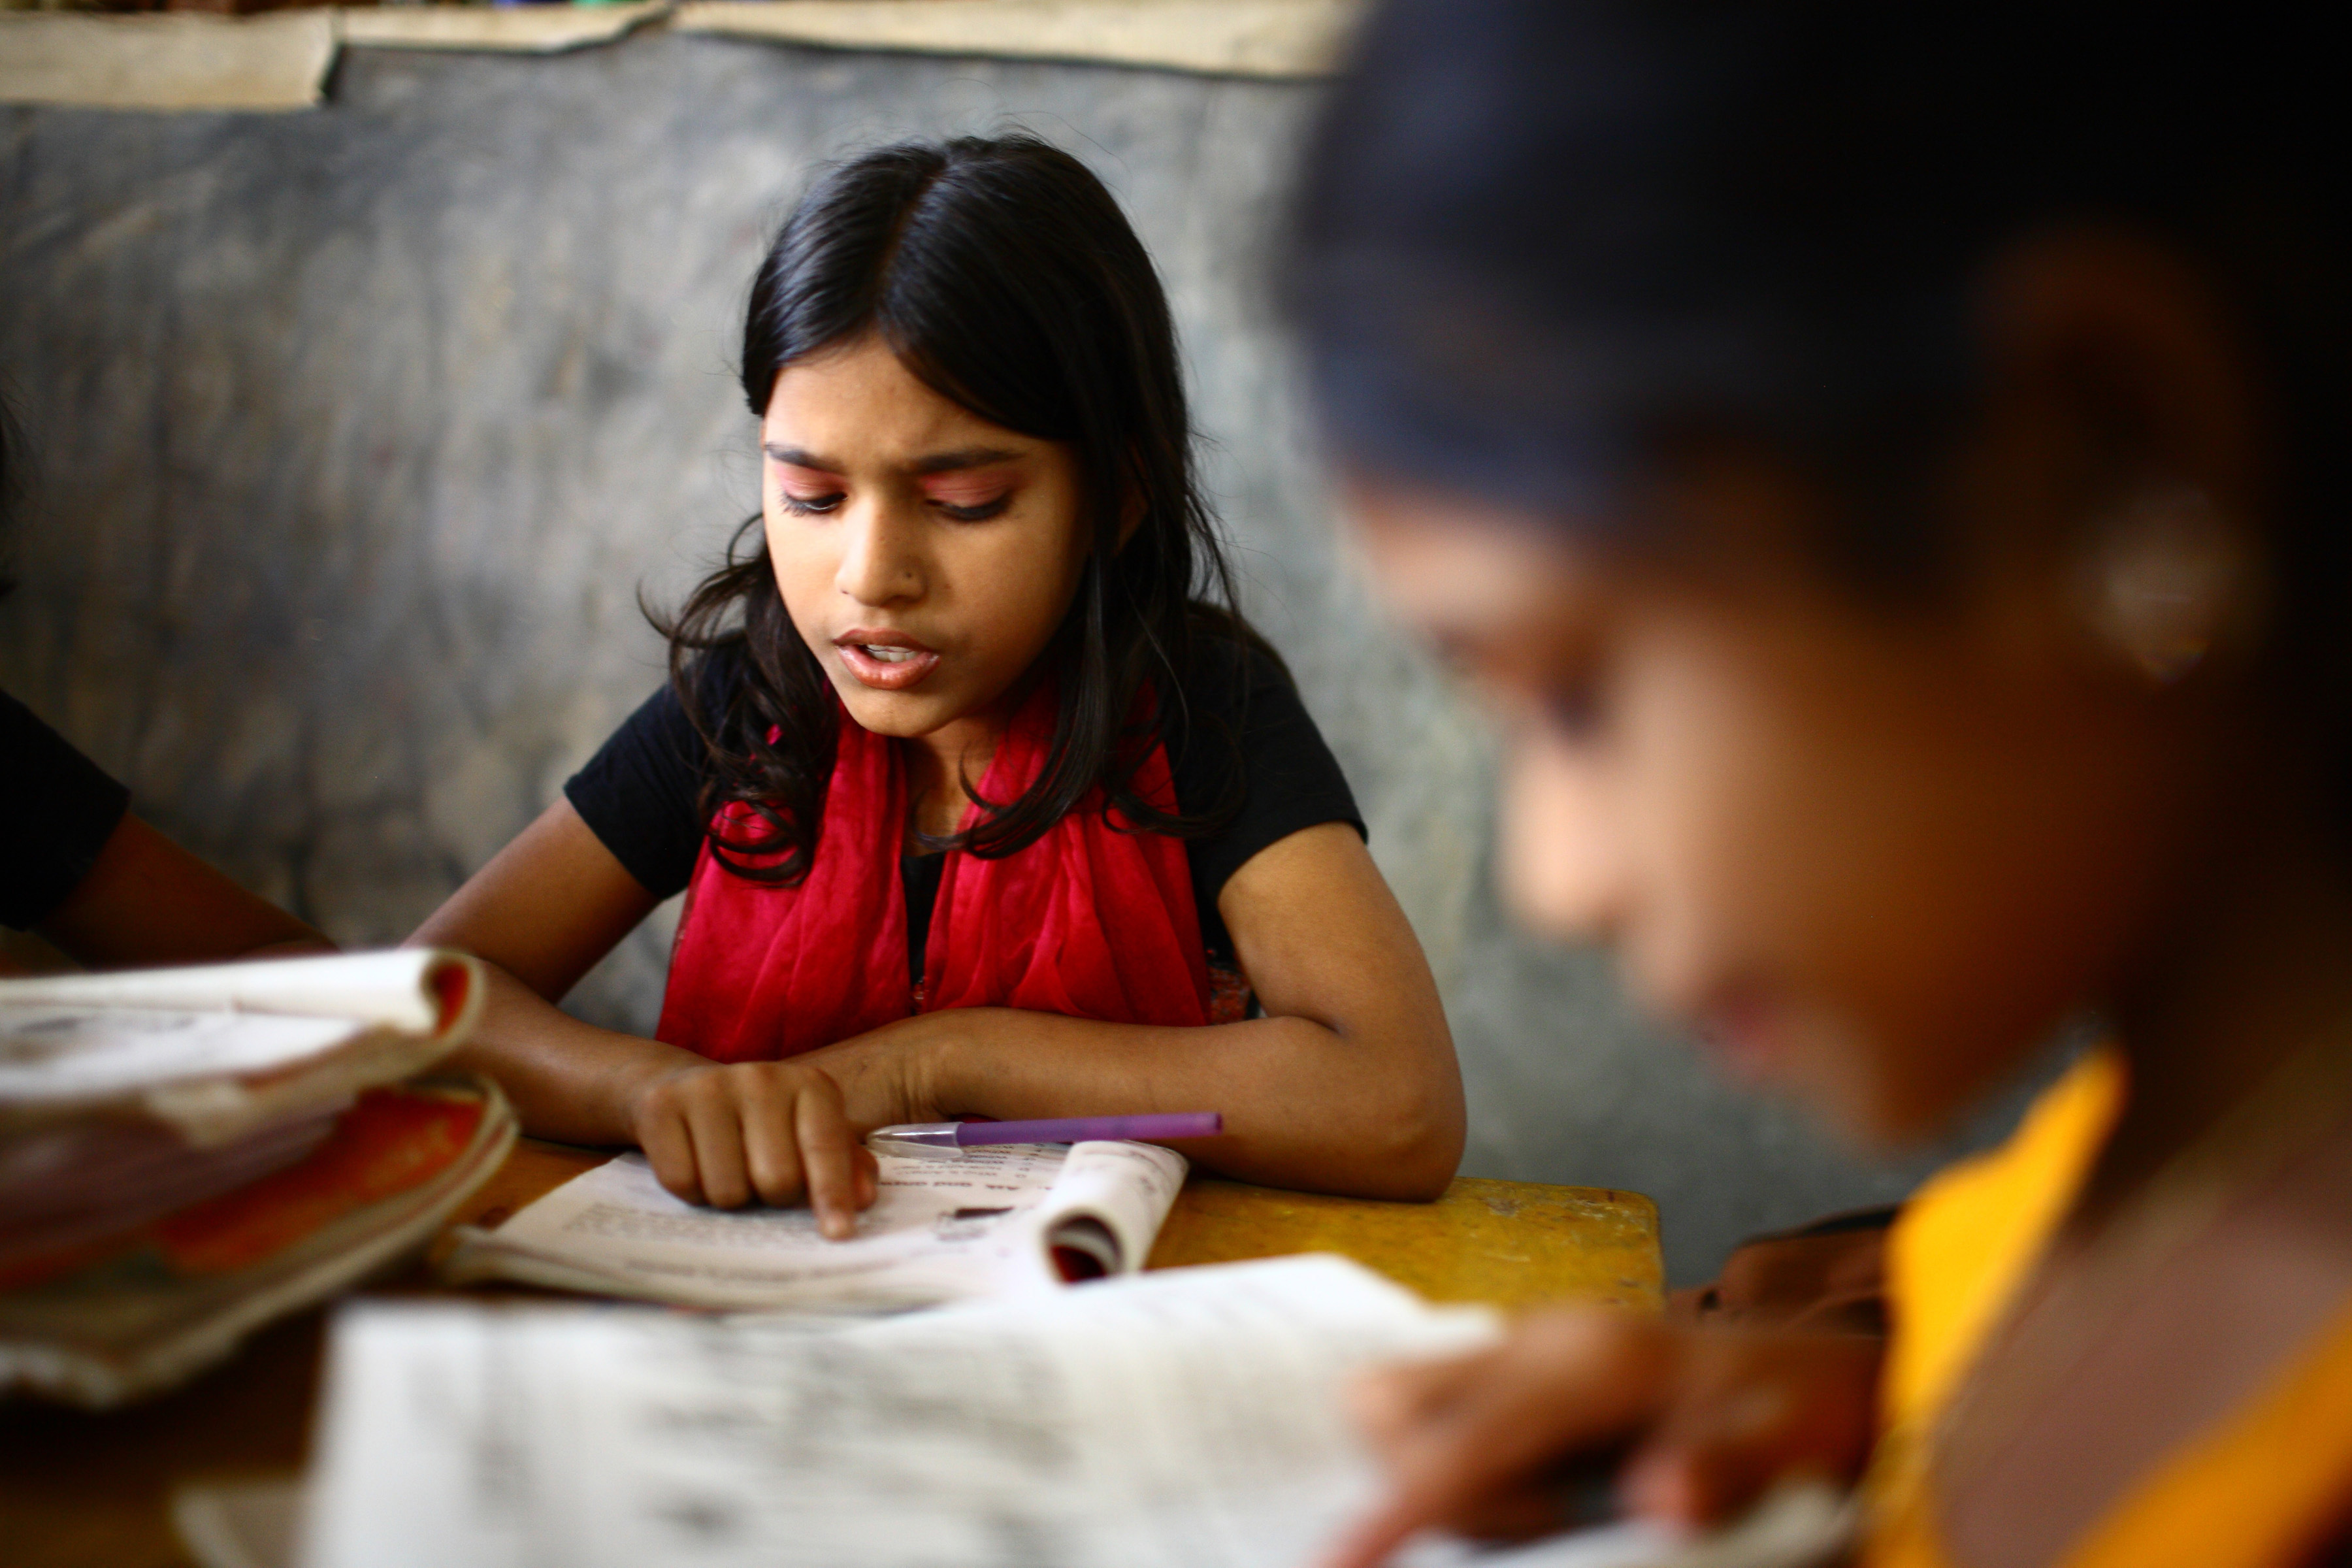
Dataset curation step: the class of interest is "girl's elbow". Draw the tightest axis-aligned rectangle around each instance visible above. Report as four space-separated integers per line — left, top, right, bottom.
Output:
1388 1124 1465 1201
1275 1012 1464 1198
1365 1088 1465 1202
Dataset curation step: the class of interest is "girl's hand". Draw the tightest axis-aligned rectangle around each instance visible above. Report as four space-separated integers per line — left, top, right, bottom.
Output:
625 1059 880 1237
1318 1312 1882 1568
794 1011 962 1129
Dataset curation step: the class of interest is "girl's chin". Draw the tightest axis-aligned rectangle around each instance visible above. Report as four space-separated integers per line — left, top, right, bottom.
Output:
834 685 945 736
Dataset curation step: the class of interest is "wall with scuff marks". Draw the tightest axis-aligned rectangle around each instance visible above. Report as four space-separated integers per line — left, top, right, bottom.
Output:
0 34 1980 1282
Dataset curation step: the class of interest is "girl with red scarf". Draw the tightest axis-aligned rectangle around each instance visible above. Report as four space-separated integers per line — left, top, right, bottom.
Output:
412 137 1465 1234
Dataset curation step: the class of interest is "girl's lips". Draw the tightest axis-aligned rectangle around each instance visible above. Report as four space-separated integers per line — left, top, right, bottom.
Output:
1693 987 1785 1085
834 633 941 691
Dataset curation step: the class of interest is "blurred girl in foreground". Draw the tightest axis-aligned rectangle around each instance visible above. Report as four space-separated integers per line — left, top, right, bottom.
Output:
1294 3 2352 1566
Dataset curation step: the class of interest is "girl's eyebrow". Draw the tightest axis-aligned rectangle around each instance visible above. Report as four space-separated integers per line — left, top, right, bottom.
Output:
763 444 841 472
911 447 1023 476
760 442 1024 476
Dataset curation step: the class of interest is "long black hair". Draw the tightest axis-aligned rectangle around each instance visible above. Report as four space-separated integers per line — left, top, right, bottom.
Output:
664 135 1260 884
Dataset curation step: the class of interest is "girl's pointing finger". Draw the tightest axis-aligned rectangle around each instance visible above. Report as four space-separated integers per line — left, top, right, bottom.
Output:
795 1068 865 1240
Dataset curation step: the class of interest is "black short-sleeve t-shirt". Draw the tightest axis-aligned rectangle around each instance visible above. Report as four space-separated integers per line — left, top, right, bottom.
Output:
3 689 133 930
563 641 1364 973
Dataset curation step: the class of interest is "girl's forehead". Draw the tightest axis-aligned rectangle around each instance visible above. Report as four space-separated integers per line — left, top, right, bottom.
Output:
762 340 1036 466
1345 476 1612 649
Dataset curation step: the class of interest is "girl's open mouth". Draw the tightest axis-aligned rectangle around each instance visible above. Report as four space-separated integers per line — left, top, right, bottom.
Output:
835 630 942 691
1693 983 1789 1085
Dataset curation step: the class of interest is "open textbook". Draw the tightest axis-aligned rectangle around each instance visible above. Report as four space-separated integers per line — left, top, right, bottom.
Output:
298 1254 1852 1568
442 1138 1187 1311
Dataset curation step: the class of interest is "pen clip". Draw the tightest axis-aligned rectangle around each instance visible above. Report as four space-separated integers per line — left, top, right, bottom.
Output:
866 1124 964 1160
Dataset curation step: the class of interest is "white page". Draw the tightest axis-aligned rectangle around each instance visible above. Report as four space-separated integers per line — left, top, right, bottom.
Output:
302 1254 1501 1568
1036 1137 1188 1271
0 12 333 114
0 950 474 1037
666 1 1359 82
337 2 664 54
446 1140 1188 1311
0 1007 361 1102
0 951 483 1143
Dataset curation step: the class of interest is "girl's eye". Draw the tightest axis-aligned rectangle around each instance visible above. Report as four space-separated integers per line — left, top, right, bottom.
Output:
932 493 1011 523
780 491 845 517
1544 679 1604 741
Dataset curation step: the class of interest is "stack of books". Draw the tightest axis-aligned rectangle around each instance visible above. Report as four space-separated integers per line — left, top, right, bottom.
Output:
0 949 514 1407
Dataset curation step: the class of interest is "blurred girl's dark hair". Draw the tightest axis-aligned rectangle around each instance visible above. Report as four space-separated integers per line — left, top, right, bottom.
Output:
1290 0 2351 629
664 135 1260 884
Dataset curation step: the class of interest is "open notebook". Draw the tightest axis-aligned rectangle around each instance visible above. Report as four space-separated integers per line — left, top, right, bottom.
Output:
441 1137 1188 1310
295 1254 1853 1568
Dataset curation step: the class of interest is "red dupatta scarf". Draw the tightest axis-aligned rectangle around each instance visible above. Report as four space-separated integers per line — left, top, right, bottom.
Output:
654 683 1211 1063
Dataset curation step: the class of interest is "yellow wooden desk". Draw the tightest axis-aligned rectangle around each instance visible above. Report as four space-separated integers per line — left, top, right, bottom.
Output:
1150 1174 1660 1312
0 1139 1660 1568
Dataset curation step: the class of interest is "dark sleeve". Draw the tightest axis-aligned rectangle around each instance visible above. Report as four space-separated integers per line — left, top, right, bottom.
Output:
1 689 133 930
1166 640 1365 956
562 674 715 901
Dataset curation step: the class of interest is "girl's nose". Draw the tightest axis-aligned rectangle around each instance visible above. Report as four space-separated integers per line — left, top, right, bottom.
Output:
834 500 926 607
1497 730 1629 947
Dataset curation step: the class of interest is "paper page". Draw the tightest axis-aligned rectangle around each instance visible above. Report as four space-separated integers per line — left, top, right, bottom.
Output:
1 951 482 1143
337 3 668 56
0 950 476 1039
0 12 333 112
451 1139 1192 1309
0 1007 361 1104
302 1253 1500 1568
448 1145 1087 1310
1035 1139 1188 1271
668 1 1362 82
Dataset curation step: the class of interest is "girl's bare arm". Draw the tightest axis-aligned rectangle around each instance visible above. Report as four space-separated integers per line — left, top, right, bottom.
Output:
806 821 1467 1200
417 805 1461 1208
408 798 672 1141
35 815 333 968
406 798 874 1230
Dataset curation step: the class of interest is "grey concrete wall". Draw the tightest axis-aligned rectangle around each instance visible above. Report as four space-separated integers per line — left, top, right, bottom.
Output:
0 33 1964 1282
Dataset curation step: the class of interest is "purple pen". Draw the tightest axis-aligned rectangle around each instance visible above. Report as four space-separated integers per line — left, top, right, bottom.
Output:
867 1113 1222 1158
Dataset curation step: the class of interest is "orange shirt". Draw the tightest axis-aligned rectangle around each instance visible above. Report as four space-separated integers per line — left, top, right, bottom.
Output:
1869 1051 2352 1568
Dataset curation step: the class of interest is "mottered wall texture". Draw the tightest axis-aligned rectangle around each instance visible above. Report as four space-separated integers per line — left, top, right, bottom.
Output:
0 34 1977 1281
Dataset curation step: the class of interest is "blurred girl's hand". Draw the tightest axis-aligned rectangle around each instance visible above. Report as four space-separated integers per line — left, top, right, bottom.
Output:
1318 1311 1882 1568
625 1058 879 1237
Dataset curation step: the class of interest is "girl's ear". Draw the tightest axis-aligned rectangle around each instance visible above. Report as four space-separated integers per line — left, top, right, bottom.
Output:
1967 227 2270 689
1976 226 2261 510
